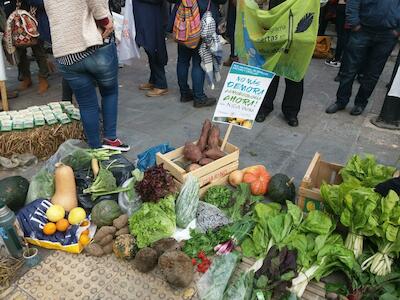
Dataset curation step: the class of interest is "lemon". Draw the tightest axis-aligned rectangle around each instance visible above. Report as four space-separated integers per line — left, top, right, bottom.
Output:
46 205 65 222
68 207 87 225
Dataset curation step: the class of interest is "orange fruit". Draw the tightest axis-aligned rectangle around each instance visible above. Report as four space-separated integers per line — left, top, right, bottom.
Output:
79 234 90 246
43 222 57 235
81 229 89 236
56 219 70 232
80 220 89 227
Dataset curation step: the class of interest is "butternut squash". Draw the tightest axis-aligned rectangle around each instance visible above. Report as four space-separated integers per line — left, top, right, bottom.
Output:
51 163 78 212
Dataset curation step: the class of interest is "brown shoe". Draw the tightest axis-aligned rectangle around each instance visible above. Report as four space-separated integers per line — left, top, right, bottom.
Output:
38 77 49 95
18 77 32 91
223 56 239 67
138 83 154 90
146 88 168 97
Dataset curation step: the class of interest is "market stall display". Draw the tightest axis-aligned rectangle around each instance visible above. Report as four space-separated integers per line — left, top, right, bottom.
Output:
1 117 399 299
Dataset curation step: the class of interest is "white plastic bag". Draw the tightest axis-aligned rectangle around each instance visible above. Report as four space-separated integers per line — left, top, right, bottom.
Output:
118 0 140 65
112 12 124 42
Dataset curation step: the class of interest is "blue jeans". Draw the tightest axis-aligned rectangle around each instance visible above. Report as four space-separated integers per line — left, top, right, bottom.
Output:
336 29 398 107
58 43 119 148
146 50 167 89
177 44 206 101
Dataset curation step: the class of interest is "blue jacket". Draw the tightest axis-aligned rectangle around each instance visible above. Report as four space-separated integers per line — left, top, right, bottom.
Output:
346 0 400 31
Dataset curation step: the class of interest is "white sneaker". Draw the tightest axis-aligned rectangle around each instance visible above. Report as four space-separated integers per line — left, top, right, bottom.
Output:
325 59 341 68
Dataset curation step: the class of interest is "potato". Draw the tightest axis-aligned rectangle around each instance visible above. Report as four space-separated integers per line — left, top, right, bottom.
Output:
86 243 104 257
204 148 225 160
93 226 117 242
98 234 114 246
207 125 220 149
186 163 201 172
103 242 114 254
197 119 212 152
113 214 128 229
183 142 203 163
115 227 130 236
199 158 214 166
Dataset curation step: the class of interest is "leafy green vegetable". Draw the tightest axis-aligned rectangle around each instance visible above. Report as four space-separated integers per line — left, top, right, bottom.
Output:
183 226 233 258
225 183 264 222
83 164 130 200
62 148 121 170
197 251 240 300
340 154 395 188
361 190 400 276
128 195 176 248
204 185 233 208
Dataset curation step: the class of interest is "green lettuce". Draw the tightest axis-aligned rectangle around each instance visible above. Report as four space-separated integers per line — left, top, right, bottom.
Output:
128 195 176 248
340 154 395 188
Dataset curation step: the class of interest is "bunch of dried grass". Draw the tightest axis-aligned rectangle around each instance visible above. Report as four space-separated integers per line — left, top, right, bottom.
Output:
0 121 84 159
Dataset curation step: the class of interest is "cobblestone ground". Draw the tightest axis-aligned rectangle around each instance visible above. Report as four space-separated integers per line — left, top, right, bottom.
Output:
0 41 399 300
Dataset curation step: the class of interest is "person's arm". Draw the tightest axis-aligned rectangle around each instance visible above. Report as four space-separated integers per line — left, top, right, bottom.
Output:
346 0 361 31
86 0 110 20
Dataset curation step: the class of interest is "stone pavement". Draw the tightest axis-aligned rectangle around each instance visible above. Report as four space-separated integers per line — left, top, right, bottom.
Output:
0 41 399 300
2 40 399 182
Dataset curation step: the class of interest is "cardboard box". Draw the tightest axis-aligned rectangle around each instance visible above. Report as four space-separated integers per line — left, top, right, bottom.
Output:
297 152 343 213
156 141 239 196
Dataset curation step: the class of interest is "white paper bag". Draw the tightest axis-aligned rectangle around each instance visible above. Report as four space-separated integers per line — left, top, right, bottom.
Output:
118 0 140 65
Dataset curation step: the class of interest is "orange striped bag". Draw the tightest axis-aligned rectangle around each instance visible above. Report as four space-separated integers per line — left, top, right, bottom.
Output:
173 0 201 49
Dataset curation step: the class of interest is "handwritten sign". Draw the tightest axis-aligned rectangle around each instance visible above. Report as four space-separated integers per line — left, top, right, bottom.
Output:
213 62 274 129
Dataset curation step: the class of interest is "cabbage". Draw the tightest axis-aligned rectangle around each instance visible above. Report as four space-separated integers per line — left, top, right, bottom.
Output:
129 195 176 248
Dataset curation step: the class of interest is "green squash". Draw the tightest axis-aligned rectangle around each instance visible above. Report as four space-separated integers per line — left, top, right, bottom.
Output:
113 234 138 259
0 176 29 211
268 174 295 204
91 200 122 227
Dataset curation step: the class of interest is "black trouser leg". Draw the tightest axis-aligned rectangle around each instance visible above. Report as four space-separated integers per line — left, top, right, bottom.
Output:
282 78 304 118
334 4 346 61
258 76 279 115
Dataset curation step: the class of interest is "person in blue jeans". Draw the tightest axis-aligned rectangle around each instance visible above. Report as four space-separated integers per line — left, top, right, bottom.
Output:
168 0 226 107
44 0 129 151
326 0 400 116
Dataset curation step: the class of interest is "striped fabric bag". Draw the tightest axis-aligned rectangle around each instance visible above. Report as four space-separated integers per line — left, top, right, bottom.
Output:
173 0 201 49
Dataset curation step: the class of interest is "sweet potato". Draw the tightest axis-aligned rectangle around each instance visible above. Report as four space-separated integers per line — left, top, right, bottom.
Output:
183 142 203 163
199 158 214 166
186 163 201 172
93 226 116 242
113 214 128 229
207 125 220 149
197 119 212 151
204 148 226 160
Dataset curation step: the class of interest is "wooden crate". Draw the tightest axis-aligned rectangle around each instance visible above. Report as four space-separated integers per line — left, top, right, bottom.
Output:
297 152 343 213
156 141 239 194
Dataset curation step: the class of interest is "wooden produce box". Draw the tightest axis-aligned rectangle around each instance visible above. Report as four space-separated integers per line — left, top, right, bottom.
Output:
156 142 239 196
297 152 343 213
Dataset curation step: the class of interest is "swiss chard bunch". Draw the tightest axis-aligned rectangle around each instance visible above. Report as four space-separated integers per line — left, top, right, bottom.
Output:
361 190 400 276
135 164 176 202
321 184 381 258
340 155 396 188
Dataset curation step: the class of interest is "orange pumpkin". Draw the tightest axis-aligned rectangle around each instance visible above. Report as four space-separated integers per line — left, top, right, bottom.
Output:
242 165 271 195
